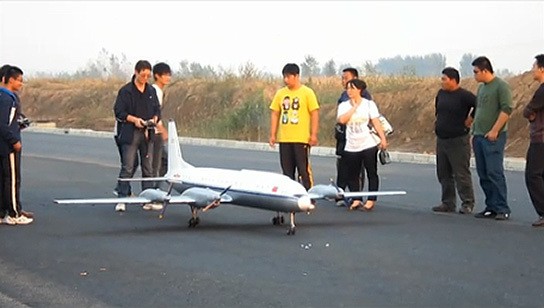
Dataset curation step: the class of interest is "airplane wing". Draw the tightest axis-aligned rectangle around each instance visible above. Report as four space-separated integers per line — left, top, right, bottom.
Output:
307 184 406 200
54 197 152 205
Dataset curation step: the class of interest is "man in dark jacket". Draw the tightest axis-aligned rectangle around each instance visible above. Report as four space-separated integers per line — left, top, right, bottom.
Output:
523 54 544 227
0 66 33 225
113 60 161 212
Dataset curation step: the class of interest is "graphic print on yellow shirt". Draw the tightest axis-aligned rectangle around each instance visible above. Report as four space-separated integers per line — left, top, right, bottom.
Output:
270 85 319 143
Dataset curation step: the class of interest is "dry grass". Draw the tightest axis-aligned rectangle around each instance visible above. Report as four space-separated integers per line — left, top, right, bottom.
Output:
19 73 539 157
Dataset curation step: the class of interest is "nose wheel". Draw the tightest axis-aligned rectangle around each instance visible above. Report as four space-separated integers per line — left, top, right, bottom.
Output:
188 206 200 228
188 217 200 228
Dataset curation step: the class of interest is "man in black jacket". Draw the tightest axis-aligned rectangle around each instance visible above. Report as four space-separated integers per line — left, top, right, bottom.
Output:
113 60 161 212
523 54 544 227
432 67 476 214
0 66 33 225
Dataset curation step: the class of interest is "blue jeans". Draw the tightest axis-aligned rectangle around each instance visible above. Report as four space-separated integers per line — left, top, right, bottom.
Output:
472 133 510 214
117 129 153 197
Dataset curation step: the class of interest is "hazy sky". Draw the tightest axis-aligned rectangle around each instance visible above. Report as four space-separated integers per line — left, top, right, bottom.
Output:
1 1 543 76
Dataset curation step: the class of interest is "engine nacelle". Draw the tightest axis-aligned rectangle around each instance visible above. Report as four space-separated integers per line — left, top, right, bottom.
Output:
139 189 170 202
181 187 222 208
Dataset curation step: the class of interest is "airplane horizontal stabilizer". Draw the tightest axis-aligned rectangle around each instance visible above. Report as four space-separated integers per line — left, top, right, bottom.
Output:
54 197 151 205
118 177 169 182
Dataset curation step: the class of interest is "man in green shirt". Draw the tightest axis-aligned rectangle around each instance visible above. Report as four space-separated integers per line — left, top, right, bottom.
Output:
471 56 513 220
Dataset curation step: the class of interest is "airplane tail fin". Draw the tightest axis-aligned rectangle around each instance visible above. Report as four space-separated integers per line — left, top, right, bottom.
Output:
164 120 194 181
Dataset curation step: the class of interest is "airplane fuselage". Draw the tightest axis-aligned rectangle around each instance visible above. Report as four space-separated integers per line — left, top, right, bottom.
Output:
172 167 314 213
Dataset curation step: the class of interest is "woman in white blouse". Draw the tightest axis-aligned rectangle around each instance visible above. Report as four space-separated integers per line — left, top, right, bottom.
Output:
337 79 388 211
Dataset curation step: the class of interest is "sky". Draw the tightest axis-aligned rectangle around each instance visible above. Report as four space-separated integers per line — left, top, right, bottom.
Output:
1 0 543 77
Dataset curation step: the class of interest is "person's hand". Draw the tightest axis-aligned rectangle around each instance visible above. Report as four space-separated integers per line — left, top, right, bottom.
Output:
134 118 145 129
269 135 276 148
12 141 22 152
464 117 473 128
309 134 318 146
485 130 499 141
379 138 388 150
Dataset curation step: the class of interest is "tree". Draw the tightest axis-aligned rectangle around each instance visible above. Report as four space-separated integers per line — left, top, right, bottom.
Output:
459 53 477 79
362 61 378 76
238 61 261 79
322 59 337 77
300 55 320 77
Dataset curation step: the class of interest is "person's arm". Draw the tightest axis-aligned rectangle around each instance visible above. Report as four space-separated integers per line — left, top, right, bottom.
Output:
524 86 544 121
485 111 509 141
269 110 279 147
465 91 476 128
309 109 319 146
114 89 145 128
370 117 387 150
337 102 360 124
486 82 513 141
0 100 18 147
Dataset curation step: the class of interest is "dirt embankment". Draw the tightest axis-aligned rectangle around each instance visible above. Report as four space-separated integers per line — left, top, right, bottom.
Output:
19 73 540 158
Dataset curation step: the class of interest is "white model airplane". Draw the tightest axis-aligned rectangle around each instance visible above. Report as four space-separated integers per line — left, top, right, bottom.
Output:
54 120 406 235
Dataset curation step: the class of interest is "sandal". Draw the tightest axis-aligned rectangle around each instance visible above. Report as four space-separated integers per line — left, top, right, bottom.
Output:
361 202 375 212
349 201 362 211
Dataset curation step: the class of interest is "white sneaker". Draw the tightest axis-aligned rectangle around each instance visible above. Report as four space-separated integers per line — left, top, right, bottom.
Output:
1 216 16 225
143 203 163 211
13 215 33 225
115 203 126 212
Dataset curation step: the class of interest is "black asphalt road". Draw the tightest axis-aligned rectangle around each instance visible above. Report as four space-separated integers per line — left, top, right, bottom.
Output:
1 131 543 307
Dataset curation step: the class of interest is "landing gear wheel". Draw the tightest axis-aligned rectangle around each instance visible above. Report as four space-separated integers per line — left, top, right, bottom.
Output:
188 217 200 228
272 215 284 226
287 227 296 235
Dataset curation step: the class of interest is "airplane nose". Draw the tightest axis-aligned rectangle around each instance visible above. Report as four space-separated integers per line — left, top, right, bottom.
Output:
298 196 315 211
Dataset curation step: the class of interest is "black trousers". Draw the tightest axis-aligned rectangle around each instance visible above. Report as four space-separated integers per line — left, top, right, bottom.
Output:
151 132 167 177
525 142 544 216
337 146 379 201
436 135 475 209
279 143 313 190
0 151 22 218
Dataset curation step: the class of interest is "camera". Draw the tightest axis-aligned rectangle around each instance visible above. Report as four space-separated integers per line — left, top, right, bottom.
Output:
142 119 156 128
17 115 31 130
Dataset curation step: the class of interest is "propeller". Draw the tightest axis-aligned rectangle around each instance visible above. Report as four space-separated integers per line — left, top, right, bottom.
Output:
202 185 231 212
329 178 351 206
158 182 175 219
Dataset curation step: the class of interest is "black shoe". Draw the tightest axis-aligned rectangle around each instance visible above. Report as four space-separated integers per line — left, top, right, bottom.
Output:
459 206 473 215
432 204 455 213
532 217 544 227
495 213 510 221
474 210 496 219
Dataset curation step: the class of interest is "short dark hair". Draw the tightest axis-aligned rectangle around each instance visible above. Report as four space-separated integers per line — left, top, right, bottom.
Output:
535 54 544 69
0 64 11 83
153 62 171 78
471 56 494 74
342 67 359 78
135 60 152 73
3 66 23 85
441 67 460 83
282 63 300 76
346 79 367 93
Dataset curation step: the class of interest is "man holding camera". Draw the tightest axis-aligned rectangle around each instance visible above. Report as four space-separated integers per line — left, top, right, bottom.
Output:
113 60 161 212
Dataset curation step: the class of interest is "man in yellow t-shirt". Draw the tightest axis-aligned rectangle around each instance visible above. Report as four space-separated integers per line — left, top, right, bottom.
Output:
269 63 320 190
